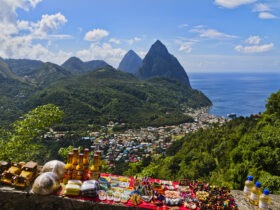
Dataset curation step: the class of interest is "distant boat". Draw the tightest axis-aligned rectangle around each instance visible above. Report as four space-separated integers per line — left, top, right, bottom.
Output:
227 113 237 118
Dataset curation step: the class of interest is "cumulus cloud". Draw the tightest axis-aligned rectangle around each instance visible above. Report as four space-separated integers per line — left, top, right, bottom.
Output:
235 43 274 53
246 36 261 45
258 12 277 19
84 29 109 41
0 0 71 64
76 42 126 67
214 0 256 9
190 26 237 39
33 13 67 36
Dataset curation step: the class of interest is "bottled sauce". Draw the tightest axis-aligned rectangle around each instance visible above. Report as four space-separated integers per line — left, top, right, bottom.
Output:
258 189 271 210
75 153 84 180
63 152 73 184
83 148 90 180
96 150 102 167
249 181 262 206
72 148 79 179
89 154 100 180
243 175 254 197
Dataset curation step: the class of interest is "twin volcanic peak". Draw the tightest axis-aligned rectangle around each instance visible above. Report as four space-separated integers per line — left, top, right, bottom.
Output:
118 50 143 74
119 40 191 88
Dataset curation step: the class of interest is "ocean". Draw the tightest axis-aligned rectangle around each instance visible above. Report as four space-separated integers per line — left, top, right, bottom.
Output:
189 72 280 117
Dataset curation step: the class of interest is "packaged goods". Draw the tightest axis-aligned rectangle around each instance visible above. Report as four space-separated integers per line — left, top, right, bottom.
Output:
41 160 65 180
81 180 99 197
31 172 61 195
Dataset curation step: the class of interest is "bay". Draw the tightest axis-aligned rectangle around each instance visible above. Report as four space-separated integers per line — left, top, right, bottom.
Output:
189 72 280 117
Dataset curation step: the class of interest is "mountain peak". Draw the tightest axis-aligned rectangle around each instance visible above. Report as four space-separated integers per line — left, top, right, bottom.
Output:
149 40 169 55
62 57 108 74
118 50 142 74
136 40 191 87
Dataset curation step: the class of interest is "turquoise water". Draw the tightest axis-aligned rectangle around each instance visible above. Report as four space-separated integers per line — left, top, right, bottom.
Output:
189 73 280 117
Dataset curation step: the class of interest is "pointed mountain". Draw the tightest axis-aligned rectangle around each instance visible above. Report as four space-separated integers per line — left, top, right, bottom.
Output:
62 56 110 74
118 50 142 74
137 40 191 87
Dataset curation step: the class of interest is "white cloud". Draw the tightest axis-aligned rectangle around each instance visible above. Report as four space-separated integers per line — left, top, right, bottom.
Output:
109 38 121 44
127 37 141 45
190 26 237 39
32 13 67 36
235 36 274 53
28 0 42 8
235 43 274 53
253 3 271 12
0 1 71 64
258 12 277 19
76 42 126 67
245 36 261 45
214 0 256 9
84 29 109 41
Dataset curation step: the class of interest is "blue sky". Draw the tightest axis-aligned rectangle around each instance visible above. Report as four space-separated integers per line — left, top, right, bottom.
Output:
1 0 280 72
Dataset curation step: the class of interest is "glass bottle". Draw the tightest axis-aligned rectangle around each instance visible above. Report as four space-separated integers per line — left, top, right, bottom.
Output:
243 175 254 197
89 155 96 180
249 181 262 206
258 189 271 210
83 148 90 180
63 152 73 184
75 153 84 180
72 148 79 179
96 150 102 167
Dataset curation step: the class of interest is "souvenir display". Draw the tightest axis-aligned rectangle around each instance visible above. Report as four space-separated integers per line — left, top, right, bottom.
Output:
1 162 23 185
31 172 61 195
81 180 99 197
0 154 240 210
41 160 65 180
64 180 82 196
13 161 39 188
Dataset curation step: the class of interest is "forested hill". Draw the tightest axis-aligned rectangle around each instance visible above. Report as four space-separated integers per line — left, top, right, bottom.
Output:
25 67 211 129
136 91 280 194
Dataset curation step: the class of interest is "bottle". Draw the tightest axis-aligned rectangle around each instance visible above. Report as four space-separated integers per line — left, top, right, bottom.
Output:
75 153 84 180
89 154 100 180
63 152 73 184
258 189 271 210
96 150 102 167
249 181 262 206
243 175 254 197
83 148 90 180
89 155 95 180
72 148 79 179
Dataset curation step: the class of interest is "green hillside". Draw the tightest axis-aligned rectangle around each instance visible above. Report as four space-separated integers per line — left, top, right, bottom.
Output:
25 67 211 129
136 91 280 194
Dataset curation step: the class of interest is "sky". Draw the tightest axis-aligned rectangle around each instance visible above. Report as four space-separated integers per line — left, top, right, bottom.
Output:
1 0 280 72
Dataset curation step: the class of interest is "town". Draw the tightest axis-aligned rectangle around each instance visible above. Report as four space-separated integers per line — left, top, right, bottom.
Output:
79 108 228 169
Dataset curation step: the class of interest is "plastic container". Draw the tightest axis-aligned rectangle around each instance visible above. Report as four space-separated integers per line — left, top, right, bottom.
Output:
249 181 262 206
258 189 271 210
243 175 254 197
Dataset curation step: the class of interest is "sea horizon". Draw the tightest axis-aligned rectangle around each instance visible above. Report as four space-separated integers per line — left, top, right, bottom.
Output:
189 72 280 118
